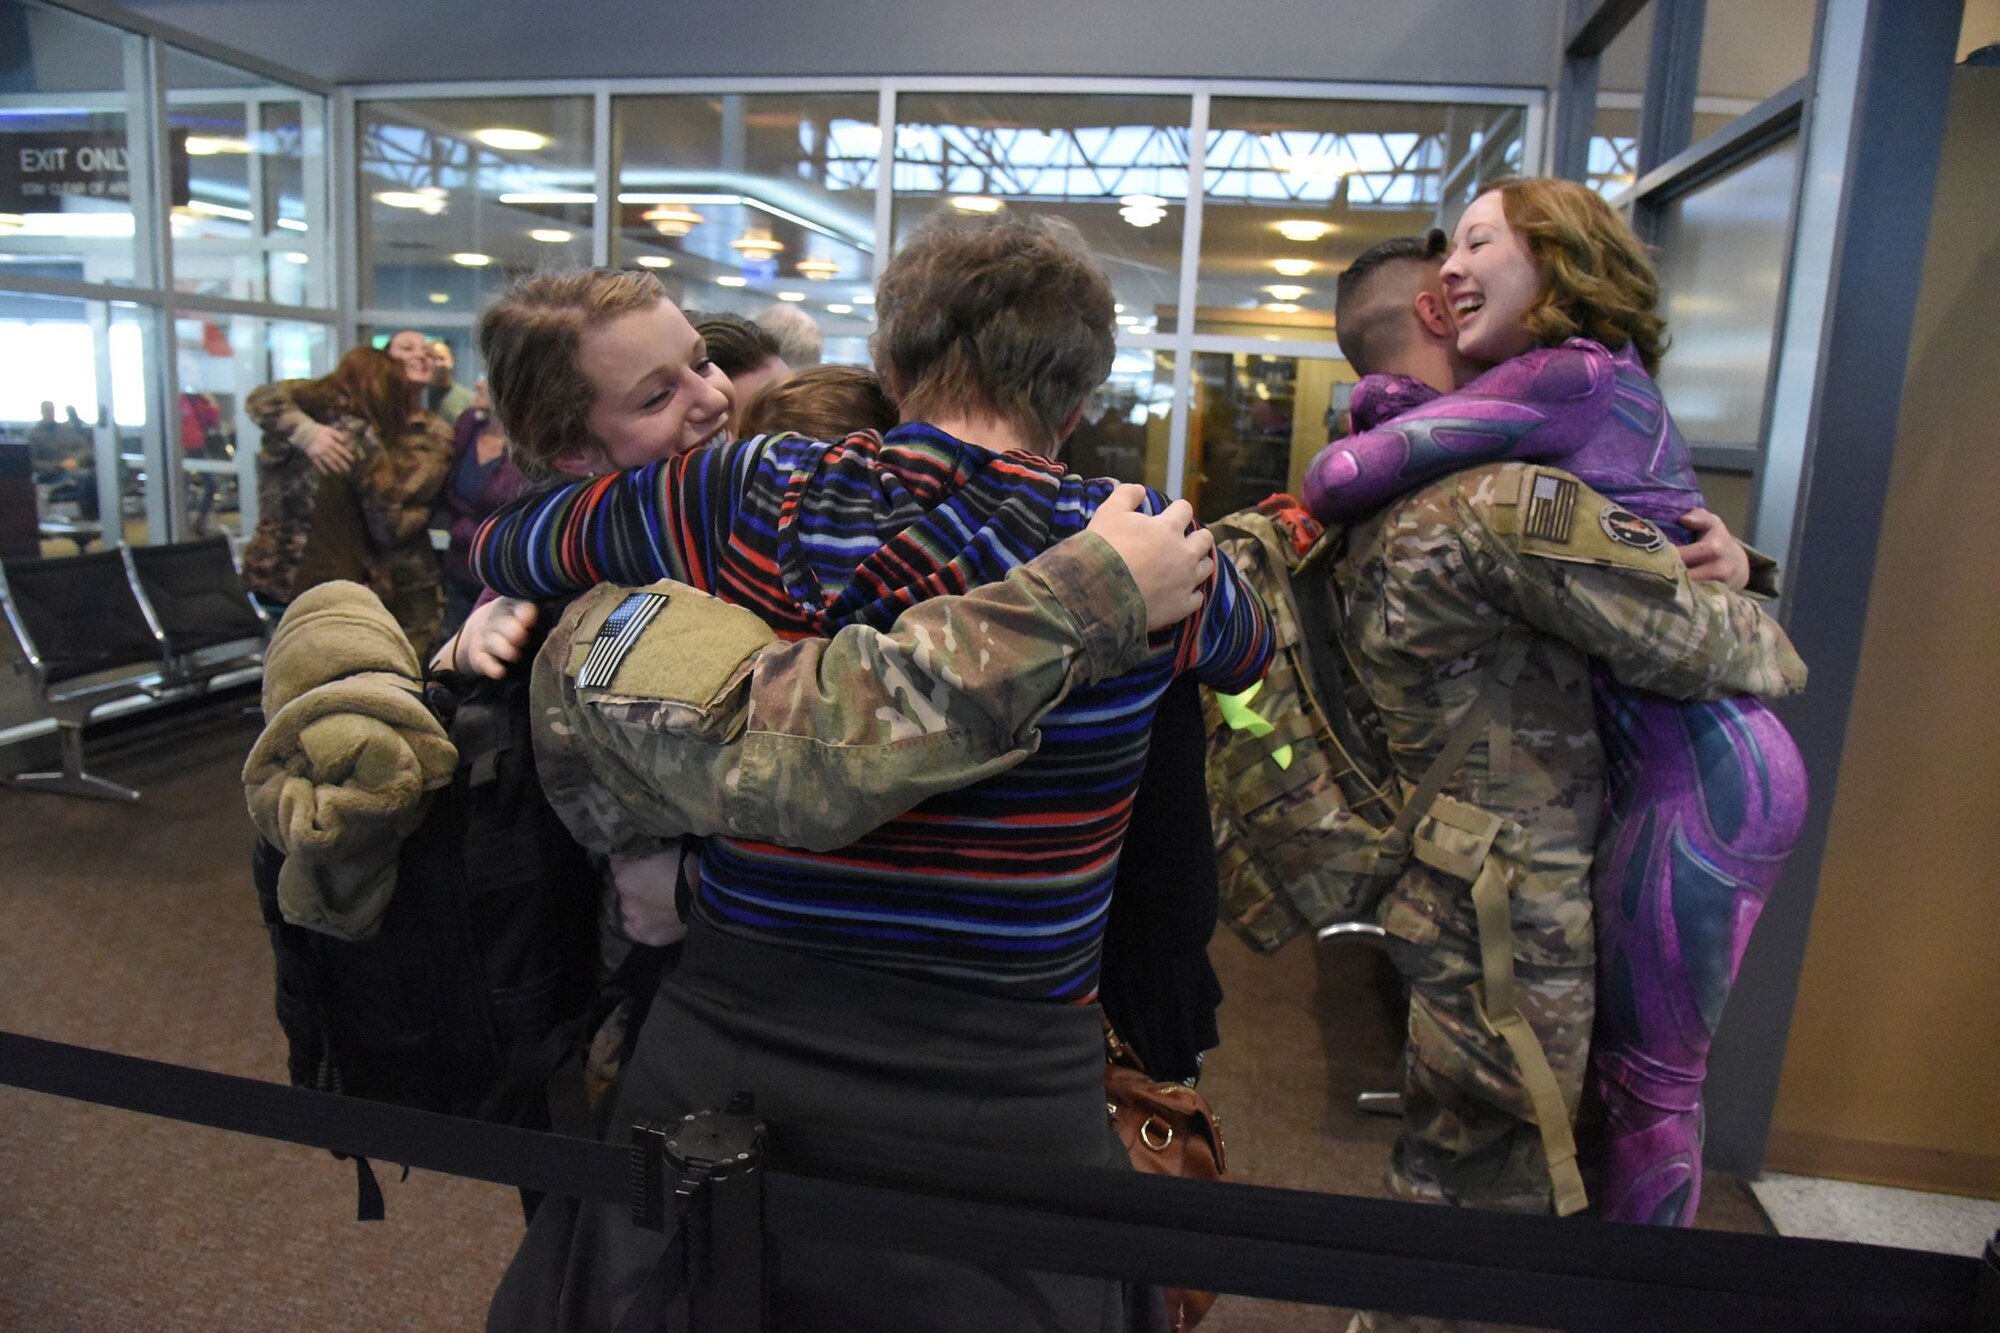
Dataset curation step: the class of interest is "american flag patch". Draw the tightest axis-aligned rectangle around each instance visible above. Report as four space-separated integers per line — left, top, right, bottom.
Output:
577 592 669 690
1524 473 1578 543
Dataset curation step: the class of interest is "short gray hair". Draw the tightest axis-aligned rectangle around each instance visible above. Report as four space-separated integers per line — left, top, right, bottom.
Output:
753 302 824 368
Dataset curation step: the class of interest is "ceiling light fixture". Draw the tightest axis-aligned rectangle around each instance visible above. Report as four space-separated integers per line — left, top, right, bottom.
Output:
378 190 446 215
776 291 807 302
474 127 550 152
1115 314 1140 326
644 204 704 237
1117 193 1170 227
1264 284 1308 302
949 195 1004 214
1271 257 1316 278
528 228 574 243
281 251 309 264
635 255 674 269
731 227 785 258
1264 302 1302 313
499 191 597 205
826 303 854 314
796 257 839 281
428 292 450 304
715 275 749 288
451 252 492 267
276 217 308 232
851 292 875 305
184 135 252 156
1275 219 1336 243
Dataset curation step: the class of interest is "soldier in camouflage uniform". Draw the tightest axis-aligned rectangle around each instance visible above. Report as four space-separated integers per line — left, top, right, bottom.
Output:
1337 462 1805 1330
242 374 452 657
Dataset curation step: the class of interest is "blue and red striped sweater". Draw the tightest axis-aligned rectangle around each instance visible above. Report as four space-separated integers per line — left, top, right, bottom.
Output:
473 423 1272 1001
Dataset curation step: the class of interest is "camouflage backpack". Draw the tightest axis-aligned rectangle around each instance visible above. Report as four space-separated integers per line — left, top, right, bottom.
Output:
1204 497 1523 953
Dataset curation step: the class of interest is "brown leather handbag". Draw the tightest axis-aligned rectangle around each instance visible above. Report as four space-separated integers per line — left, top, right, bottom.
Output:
1105 1022 1226 1331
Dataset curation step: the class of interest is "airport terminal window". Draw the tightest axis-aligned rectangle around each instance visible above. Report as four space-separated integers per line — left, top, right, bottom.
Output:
889 93 1191 341
1652 132 1803 452
1185 350 1350 523
0 1 144 286
358 96 594 314
1065 349 1177 496
1697 0 1819 135
1197 98 1526 342
0 291 159 552
612 93 880 365
165 46 325 307
1590 5 1654 198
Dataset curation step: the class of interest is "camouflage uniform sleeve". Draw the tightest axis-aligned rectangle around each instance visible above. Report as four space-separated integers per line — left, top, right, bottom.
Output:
245 380 319 457
1742 542 1782 599
1455 464 1807 701
532 530 1152 855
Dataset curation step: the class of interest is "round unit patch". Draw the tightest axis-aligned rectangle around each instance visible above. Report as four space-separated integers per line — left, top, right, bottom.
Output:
1599 506 1665 552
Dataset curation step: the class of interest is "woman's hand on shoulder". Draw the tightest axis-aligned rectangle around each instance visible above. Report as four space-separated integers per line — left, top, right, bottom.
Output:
1087 483 1215 630
303 423 354 475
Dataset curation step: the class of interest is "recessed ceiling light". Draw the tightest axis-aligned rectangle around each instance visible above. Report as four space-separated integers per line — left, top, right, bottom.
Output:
715 275 749 288
528 228 573 243
796 257 839 281
1271 258 1316 278
1275 219 1336 243
280 251 309 265
474 127 549 151
451 252 492 267
949 195 1004 214
635 255 674 269
776 291 807 302
1264 284 1308 302
826 303 854 314
1264 302 1302 313
428 292 450 304
851 292 875 305
1115 314 1140 326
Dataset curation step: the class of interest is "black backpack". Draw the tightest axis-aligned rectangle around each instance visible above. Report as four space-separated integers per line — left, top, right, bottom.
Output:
252 669 607 1217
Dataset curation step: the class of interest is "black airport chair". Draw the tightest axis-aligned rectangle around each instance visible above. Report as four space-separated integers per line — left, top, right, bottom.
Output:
124 535 269 685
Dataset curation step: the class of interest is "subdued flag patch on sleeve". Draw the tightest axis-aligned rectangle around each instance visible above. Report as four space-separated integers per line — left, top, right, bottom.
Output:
1524 472 1579 543
577 591 670 690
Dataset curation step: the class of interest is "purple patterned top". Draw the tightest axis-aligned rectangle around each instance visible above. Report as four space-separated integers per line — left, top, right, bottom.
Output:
1307 339 1703 532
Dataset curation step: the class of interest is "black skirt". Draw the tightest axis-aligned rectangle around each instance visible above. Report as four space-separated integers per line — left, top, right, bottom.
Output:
489 917 1150 1333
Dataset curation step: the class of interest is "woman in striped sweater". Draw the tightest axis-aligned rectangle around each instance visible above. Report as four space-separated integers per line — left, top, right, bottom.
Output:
476 220 1271 1333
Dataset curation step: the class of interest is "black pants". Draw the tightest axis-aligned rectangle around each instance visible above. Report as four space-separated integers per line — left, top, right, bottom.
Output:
489 917 1149 1333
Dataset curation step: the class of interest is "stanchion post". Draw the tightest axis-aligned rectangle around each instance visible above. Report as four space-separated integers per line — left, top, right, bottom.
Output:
630 1097 769 1333
1975 1230 2000 1331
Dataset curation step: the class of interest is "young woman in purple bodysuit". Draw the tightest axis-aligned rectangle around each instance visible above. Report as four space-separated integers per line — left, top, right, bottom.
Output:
1304 177 1809 1227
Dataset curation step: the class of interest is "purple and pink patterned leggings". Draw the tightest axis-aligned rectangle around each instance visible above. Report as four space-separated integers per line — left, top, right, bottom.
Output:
1588 676 1809 1224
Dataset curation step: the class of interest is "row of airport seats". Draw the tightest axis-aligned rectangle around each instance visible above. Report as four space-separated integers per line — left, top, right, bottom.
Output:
0 536 269 802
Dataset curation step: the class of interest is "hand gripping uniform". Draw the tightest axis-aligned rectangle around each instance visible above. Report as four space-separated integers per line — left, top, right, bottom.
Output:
1305 341 1810 1226
473 424 1271 1333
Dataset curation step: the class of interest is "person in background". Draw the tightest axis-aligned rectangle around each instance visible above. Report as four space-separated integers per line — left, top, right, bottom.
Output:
753 299 823 367
25 399 90 477
247 339 452 655
737 362 898 440
689 312 788 438
438 377 530 639
426 337 477 425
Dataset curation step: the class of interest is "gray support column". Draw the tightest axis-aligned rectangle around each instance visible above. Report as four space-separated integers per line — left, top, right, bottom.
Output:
1553 52 1602 181
1702 0 1966 1178
1636 0 1705 175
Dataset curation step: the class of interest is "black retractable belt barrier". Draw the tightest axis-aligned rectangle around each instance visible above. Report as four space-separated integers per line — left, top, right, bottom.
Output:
2 1030 1993 1333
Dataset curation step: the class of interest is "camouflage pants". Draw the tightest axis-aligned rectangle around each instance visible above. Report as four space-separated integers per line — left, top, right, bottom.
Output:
1375 818 1595 1209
